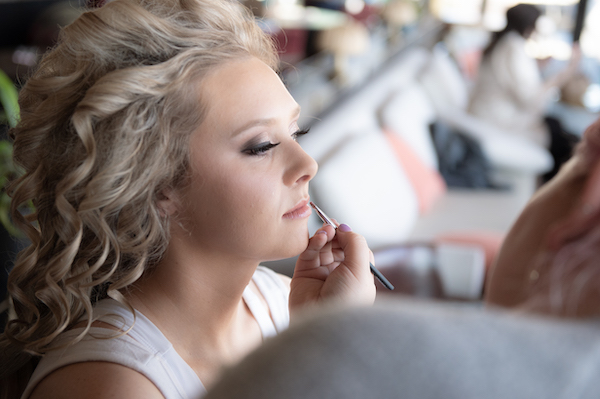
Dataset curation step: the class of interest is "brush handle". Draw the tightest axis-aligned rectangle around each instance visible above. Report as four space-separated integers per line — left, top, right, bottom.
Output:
370 262 394 290
309 202 394 290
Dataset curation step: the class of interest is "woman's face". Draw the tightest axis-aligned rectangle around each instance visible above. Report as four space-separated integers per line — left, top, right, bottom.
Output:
171 57 318 263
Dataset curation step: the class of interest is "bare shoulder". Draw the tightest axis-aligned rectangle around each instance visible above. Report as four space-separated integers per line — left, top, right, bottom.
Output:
29 361 164 399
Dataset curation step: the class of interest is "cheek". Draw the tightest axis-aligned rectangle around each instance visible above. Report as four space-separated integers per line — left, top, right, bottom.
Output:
196 164 280 227
233 177 281 234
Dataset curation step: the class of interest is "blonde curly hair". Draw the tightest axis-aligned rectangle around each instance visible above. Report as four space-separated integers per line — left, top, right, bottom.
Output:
0 0 277 395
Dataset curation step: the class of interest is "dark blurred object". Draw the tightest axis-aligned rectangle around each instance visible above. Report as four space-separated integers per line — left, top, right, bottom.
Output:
542 116 580 184
272 28 309 66
87 0 110 7
305 0 345 12
0 1 85 48
429 121 502 190
28 2 85 49
0 1 84 83
573 0 588 43
374 244 444 298
374 243 487 301
1 225 27 310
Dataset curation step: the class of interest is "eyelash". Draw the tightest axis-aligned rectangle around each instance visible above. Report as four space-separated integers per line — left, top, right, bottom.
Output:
244 142 280 156
244 128 310 156
292 128 310 141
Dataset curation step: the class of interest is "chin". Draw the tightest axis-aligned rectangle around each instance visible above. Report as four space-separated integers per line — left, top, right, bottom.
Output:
267 229 310 261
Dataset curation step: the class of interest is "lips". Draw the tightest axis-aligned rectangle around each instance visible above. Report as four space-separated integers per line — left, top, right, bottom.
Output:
283 198 312 219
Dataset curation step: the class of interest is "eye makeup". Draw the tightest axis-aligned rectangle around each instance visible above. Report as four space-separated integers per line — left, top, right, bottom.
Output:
242 127 309 156
242 140 280 156
292 128 310 141
310 201 394 290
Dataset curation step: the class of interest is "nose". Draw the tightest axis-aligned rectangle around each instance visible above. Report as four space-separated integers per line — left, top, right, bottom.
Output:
284 142 318 186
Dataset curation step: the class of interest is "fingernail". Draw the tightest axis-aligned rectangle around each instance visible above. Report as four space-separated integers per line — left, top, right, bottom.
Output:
316 230 328 235
338 224 352 232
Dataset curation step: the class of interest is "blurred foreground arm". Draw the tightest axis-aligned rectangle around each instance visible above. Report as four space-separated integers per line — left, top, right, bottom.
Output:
486 117 600 311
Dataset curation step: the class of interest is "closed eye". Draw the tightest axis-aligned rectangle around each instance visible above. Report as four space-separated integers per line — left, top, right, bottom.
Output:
292 128 310 141
243 141 281 156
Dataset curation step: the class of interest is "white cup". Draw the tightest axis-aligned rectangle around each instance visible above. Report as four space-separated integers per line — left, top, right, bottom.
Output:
435 243 486 300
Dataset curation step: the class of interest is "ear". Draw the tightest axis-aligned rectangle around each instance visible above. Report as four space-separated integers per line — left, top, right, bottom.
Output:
156 188 180 217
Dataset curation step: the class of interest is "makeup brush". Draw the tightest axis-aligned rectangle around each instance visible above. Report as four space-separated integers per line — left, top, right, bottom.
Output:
310 201 394 290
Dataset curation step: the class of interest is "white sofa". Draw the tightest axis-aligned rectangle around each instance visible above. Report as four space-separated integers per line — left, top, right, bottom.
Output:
266 43 553 277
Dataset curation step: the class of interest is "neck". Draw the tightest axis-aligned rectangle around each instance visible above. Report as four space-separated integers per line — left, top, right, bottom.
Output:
125 239 263 365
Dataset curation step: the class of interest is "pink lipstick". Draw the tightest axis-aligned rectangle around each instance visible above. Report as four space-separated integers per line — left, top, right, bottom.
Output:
283 199 311 219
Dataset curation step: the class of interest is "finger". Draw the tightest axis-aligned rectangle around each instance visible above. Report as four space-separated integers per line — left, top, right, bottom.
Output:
333 224 371 277
582 160 600 209
548 209 600 250
580 118 600 161
548 160 600 248
297 226 335 264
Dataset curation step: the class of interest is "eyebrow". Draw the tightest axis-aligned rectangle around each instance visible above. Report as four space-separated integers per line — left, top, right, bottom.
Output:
231 105 301 137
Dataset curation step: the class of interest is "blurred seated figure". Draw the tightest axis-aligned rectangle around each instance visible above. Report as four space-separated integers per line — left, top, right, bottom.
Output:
203 117 600 399
468 4 581 181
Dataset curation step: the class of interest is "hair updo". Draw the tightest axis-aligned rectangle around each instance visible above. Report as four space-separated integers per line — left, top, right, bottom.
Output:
1 0 278 381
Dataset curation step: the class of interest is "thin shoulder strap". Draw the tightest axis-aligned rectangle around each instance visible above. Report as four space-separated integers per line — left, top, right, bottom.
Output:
242 266 290 339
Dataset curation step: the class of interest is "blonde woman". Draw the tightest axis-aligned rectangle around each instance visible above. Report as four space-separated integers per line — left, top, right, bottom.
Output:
0 1 376 398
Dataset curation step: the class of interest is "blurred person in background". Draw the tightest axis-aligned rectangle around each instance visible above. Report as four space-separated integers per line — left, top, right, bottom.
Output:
468 3 582 182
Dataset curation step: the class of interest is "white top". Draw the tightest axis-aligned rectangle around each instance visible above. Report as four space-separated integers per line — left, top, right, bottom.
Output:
22 266 290 399
468 31 549 147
